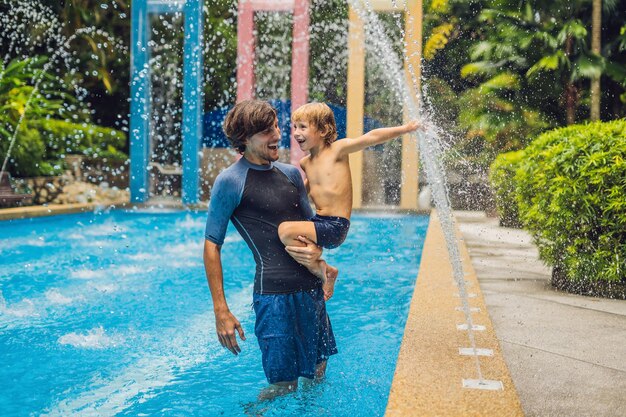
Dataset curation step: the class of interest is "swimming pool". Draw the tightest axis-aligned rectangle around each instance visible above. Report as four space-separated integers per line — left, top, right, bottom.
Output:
0 210 428 416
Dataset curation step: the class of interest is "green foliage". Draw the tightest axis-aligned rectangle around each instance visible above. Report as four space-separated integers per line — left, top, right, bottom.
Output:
424 22 454 60
3 118 127 178
457 72 550 167
0 56 70 176
0 1 133 130
467 4 600 126
5 127 53 177
35 118 127 160
308 0 349 105
0 56 127 177
59 0 130 96
423 77 460 133
204 0 238 108
515 120 626 283
489 150 524 228
429 0 450 14
0 57 71 124
424 0 626 178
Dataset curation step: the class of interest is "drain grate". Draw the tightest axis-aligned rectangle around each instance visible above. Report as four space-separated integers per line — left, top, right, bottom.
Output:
462 379 504 390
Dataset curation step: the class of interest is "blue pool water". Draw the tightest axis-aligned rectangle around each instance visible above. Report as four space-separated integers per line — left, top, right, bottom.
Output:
0 210 428 416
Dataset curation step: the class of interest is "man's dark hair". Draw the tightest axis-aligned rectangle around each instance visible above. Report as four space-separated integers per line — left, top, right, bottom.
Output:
223 100 278 153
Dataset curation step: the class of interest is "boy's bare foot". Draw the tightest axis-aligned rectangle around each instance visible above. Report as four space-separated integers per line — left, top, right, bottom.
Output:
307 261 337 300
309 259 328 282
323 265 338 301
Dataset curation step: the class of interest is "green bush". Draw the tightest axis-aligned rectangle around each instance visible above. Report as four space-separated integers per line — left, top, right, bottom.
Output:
489 150 525 228
515 120 626 284
35 119 127 162
4 120 127 178
6 127 54 177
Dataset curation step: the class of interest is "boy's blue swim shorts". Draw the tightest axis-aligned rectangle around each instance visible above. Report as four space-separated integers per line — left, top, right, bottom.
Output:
253 287 338 384
311 214 350 249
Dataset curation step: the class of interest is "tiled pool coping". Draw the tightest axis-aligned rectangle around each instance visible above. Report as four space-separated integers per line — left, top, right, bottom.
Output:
1 203 523 415
385 211 523 416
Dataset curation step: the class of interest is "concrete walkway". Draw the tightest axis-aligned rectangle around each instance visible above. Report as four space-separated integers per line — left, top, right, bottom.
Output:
455 211 626 417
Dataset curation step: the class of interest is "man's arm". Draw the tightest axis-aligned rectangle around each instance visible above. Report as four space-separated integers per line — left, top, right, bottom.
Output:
336 120 422 156
204 240 246 355
285 235 323 267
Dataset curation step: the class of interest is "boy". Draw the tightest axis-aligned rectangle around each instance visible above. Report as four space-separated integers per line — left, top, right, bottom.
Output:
278 103 423 300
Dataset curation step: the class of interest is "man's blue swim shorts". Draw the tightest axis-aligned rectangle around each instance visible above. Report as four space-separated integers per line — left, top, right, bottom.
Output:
311 214 350 249
253 287 338 384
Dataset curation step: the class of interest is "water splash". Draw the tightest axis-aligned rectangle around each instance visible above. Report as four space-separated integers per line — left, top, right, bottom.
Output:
58 326 123 349
45 289 76 305
0 290 37 318
349 0 485 383
41 284 254 417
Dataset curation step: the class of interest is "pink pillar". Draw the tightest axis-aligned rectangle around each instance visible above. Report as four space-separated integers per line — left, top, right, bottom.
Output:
236 1 255 101
235 0 309 174
290 0 309 168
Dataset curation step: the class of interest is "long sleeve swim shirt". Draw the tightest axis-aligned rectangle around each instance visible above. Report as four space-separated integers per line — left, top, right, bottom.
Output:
204 157 320 294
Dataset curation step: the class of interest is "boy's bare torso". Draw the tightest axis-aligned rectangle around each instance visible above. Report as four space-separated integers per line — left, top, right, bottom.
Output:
301 142 353 220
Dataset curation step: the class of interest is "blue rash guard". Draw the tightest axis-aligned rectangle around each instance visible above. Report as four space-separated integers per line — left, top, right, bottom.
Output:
204 157 319 294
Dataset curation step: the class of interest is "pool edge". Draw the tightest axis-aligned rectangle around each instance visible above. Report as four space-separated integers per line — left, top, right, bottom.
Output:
0 203 430 221
384 210 524 416
0 201 129 221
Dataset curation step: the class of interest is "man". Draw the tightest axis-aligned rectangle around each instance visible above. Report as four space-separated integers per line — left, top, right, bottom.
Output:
203 99 338 399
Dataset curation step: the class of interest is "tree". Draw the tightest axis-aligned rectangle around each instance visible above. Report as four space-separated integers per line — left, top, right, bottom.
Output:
420 0 624 173
464 2 602 125
590 0 602 120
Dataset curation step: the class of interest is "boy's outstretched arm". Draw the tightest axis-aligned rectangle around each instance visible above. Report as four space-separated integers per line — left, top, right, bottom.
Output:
336 120 423 156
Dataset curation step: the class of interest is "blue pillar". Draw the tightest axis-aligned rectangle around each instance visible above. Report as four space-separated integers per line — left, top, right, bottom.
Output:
182 0 203 205
130 0 203 205
130 0 150 203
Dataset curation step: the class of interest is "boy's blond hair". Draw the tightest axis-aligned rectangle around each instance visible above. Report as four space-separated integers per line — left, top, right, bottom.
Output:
292 102 338 146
